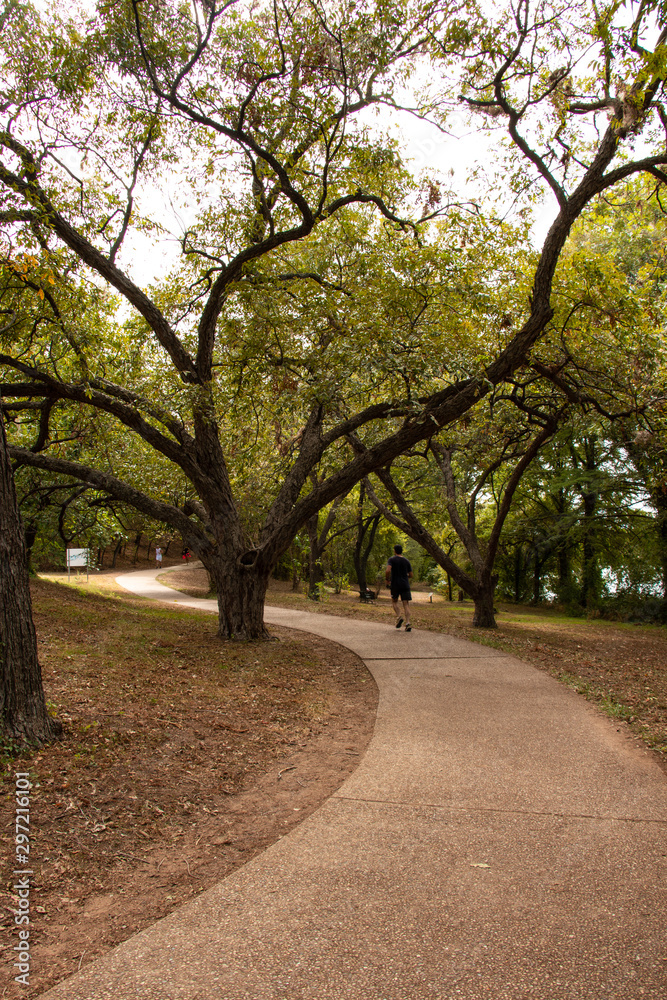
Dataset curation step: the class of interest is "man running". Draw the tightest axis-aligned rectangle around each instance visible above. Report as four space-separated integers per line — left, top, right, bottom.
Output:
385 544 413 631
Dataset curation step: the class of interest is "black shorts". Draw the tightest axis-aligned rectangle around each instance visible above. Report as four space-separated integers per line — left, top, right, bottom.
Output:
391 587 412 602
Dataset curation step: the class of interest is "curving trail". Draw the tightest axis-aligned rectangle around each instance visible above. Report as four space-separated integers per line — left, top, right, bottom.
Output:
40 569 667 999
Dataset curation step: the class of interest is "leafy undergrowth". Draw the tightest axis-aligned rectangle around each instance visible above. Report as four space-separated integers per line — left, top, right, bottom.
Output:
0 577 377 998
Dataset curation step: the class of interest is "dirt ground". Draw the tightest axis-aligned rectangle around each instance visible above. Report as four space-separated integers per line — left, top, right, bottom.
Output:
0 572 378 998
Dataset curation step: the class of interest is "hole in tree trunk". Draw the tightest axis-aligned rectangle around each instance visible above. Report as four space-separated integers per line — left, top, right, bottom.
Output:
238 549 259 568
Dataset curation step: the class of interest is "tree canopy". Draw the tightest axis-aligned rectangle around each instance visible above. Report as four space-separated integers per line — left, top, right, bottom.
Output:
3 0 667 638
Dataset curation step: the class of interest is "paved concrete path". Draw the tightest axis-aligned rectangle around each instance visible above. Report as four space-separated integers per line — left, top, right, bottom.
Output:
41 570 667 999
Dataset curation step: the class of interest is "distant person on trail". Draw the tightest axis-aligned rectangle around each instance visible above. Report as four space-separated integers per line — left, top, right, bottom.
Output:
385 544 412 632
155 546 162 568
182 546 190 562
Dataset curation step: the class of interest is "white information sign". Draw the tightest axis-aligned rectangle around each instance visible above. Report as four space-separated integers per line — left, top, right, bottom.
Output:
67 548 88 567
66 548 90 581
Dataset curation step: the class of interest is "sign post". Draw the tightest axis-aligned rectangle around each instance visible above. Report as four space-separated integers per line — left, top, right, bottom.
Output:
66 548 89 582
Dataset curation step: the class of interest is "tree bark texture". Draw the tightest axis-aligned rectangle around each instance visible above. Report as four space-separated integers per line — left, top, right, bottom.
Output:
0 408 61 744
24 523 37 575
472 586 498 628
206 557 272 641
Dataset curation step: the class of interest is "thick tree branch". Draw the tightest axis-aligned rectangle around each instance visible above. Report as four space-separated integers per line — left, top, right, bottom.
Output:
429 440 480 560
485 419 558 568
261 404 325 538
0 355 196 474
364 474 476 596
8 446 211 552
31 397 55 453
0 134 200 384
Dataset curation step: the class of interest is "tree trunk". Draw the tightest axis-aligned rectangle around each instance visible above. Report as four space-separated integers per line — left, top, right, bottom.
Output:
353 510 380 596
552 486 572 603
472 582 498 628
307 514 325 600
0 408 62 745
580 490 599 608
352 546 367 594
111 536 122 568
353 490 366 593
289 537 304 591
24 523 37 576
556 539 571 602
132 532 142 564
532 553 542 605
207 557 271 640
513 545 523 603
578 437 601 609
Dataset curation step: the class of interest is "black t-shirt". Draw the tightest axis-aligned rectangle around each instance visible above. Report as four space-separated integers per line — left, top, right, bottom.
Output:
388 555 412 589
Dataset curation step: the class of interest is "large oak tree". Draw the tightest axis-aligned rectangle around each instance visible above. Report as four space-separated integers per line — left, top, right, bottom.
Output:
3 0 667 638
